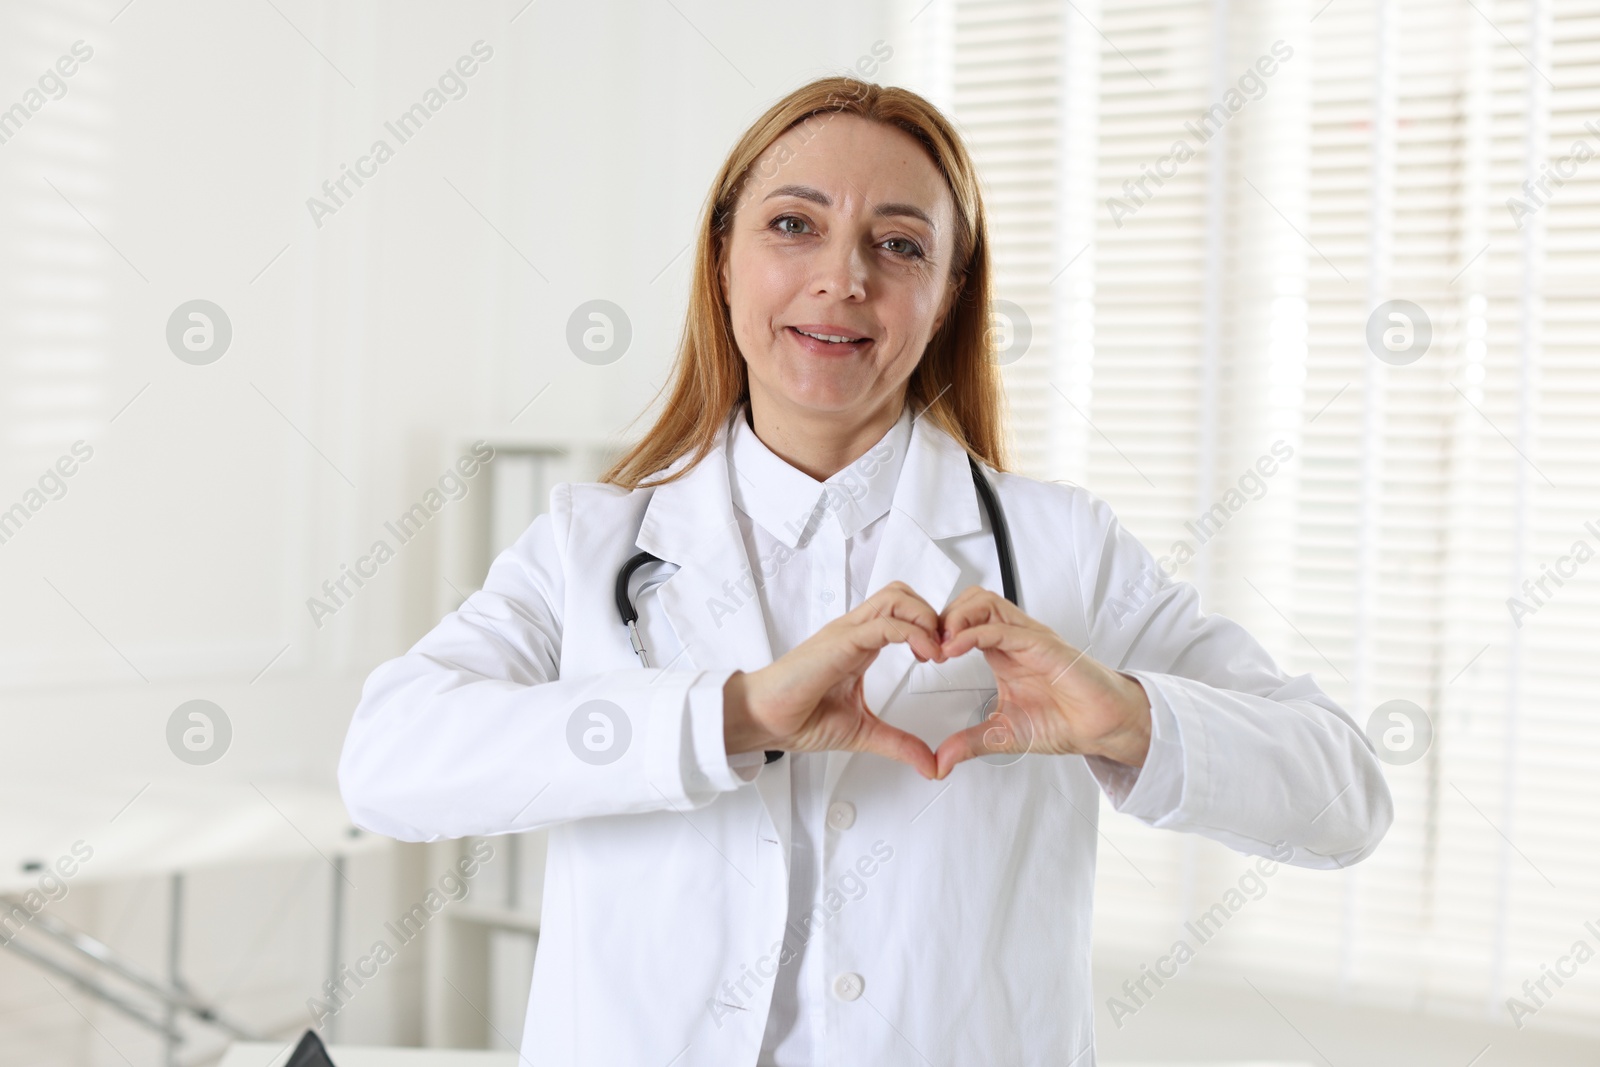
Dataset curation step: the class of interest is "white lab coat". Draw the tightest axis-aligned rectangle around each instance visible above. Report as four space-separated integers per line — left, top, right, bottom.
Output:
338 411 1393 1066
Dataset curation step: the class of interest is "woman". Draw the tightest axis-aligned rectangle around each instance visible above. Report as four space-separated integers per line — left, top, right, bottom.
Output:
339 76 1393 1065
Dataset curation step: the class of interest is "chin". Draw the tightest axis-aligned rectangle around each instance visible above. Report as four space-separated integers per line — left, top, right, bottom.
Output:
771 374 872 415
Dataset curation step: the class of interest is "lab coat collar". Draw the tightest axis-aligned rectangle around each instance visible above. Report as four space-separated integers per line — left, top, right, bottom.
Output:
726 403 913 547
634 403 985 841
636 403 980 568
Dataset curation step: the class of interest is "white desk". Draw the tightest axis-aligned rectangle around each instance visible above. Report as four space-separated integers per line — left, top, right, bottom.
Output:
0 673 393 1064
1 774 388 1059
215 1041 1308 1067
220 1042 518 1067
0 776 385 894
216 1042 1311 1067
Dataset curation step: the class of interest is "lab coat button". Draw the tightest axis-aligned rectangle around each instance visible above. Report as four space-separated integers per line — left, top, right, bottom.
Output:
827 801 856 830
832 972 864 1001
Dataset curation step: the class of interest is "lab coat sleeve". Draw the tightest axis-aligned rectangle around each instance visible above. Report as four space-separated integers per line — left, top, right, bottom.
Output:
686 676 767 787
338 485 757 843
1071 490 1394 870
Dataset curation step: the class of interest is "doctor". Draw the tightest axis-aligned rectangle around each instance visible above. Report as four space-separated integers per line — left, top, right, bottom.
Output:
338 76 1393 1065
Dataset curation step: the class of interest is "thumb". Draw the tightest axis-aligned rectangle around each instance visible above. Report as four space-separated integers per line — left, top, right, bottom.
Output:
852 713 937 780
934 702 1035 779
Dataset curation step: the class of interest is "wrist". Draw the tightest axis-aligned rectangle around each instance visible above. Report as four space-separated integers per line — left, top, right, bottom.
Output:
723 671 777 755
1091 672 1153 767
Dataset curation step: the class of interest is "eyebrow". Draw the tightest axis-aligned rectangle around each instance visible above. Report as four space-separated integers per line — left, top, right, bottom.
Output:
761 184 938 232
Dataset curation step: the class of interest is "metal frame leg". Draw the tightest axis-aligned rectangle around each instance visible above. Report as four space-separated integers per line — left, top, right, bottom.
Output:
327 855 345 1043
166 873 182 1067
0 886 257 1045
505 836 520 909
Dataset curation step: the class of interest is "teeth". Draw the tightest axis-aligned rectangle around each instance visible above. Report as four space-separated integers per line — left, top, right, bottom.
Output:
796 329 865 344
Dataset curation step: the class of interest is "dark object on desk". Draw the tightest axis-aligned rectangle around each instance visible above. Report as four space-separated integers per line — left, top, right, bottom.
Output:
286 1029 337 1067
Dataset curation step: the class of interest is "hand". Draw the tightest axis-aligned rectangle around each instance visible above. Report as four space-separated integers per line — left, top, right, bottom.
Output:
723 581 946 779
931 586 1153 780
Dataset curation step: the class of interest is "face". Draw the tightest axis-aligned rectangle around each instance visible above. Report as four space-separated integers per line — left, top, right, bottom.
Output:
719 113 959 425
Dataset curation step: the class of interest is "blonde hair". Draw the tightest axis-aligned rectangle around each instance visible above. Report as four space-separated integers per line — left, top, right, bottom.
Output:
600 75 1008 489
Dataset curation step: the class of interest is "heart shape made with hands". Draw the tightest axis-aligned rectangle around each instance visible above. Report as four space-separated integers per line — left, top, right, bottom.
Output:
919 584 1153 779
735 581 1154 782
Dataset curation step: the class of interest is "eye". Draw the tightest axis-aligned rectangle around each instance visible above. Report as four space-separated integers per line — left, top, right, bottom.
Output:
882 236 925 260
770 214 812 236
768 214 925 260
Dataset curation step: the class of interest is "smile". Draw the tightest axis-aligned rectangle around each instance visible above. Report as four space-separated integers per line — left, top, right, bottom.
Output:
787 326 873 352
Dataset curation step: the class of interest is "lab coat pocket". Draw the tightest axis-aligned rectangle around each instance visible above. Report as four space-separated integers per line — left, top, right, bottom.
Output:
906 649 995 693
896 650 997 751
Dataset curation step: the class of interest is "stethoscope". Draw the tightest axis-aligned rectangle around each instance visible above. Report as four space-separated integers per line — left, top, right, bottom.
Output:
615 454 1017 765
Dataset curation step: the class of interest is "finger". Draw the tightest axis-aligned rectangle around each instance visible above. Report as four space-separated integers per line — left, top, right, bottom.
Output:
847 591 945 662
939 620 1041 661
857 582 944 654
940 587 1042 642
854 611 944 663
782 613 937 710
937 593 999 643
932 712 1030 779
853 713 938 780
861 579 939 613
933 725 986 779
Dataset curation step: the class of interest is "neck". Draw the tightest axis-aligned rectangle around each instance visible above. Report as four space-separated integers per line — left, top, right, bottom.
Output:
745 390 905 481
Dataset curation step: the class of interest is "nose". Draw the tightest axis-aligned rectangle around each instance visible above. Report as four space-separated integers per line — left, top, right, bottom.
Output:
810 232 868 301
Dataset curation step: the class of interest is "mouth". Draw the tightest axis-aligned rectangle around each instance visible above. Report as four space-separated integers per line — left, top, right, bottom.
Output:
786 325 874 354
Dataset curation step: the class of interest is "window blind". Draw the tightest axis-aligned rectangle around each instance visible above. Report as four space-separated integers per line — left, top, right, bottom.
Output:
945 0 1600 1034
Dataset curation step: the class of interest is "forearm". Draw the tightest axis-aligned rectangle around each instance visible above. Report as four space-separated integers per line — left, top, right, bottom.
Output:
1084 670 1153 767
